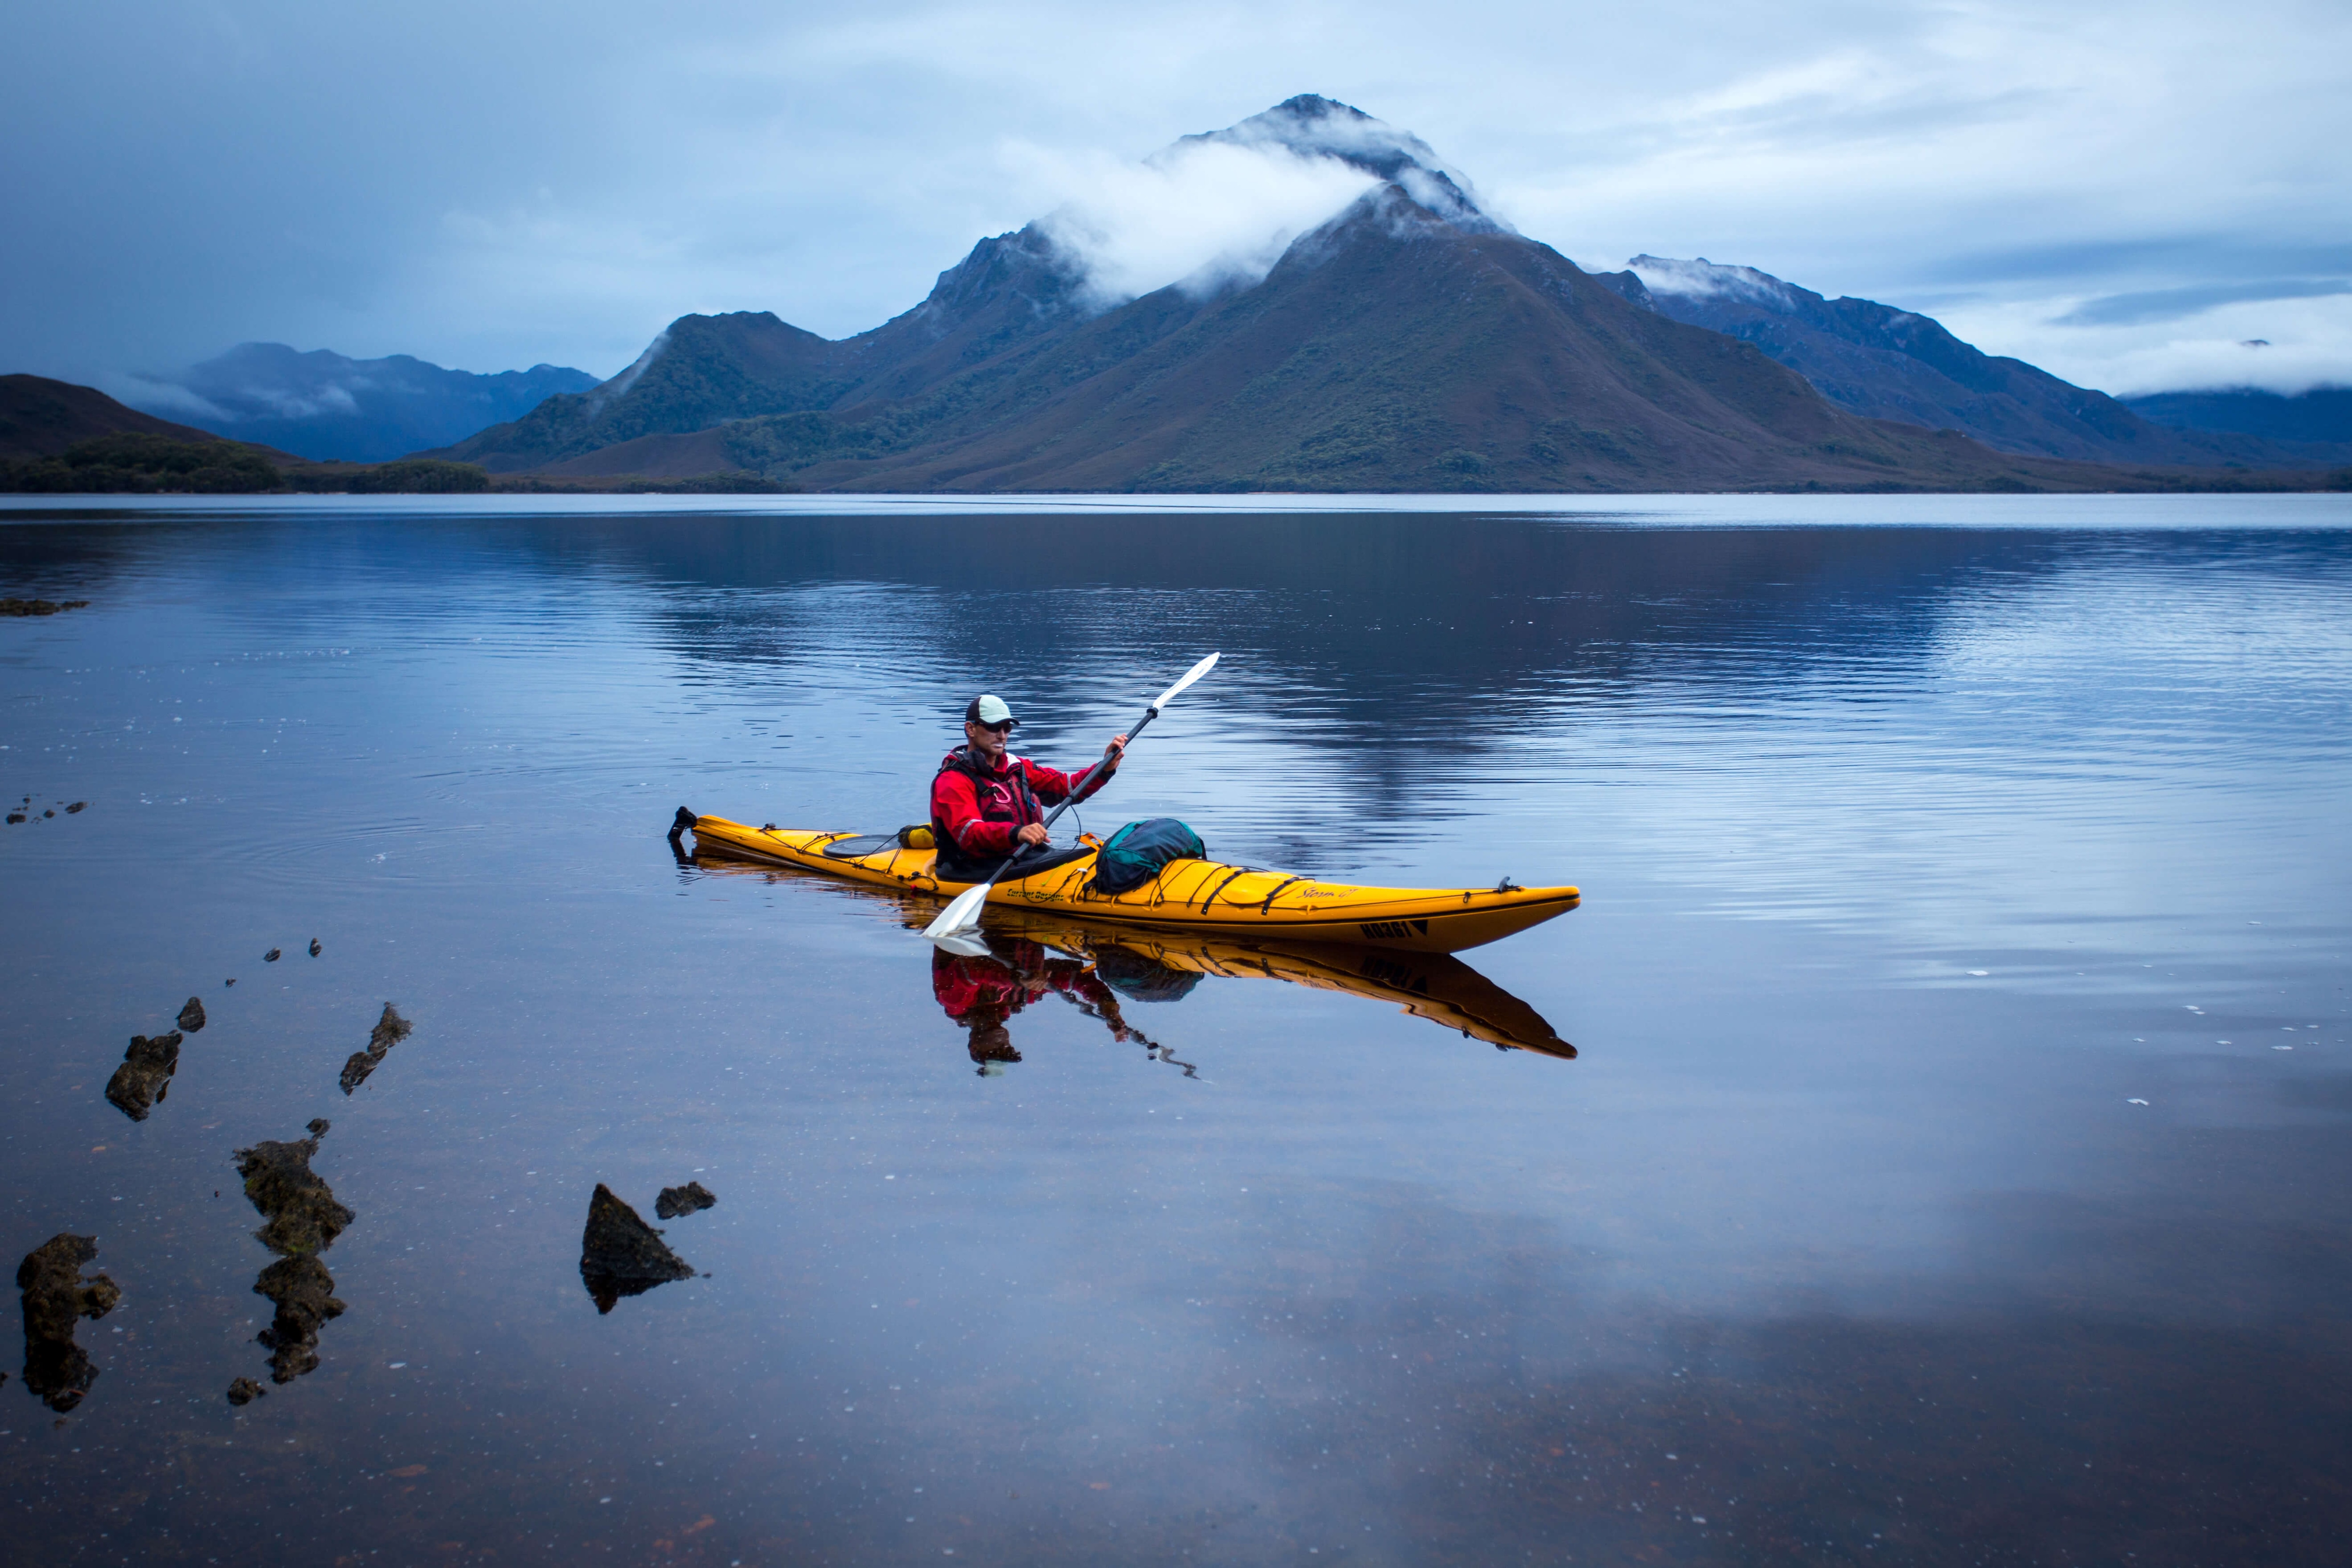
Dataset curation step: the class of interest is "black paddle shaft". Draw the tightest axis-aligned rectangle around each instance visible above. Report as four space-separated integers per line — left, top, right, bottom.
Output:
977 701 1160 886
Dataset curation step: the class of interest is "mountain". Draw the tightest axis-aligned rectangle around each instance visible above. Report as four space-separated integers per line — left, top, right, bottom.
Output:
429 97 2335 492
0 373 228 458
1173 94 1505 235
124 344 600 463
1601 257 2348 467
2121 387 2352 453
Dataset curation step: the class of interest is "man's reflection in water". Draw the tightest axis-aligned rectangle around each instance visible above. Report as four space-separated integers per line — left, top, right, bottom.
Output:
933 936 1121 1073
931 934 1203 1076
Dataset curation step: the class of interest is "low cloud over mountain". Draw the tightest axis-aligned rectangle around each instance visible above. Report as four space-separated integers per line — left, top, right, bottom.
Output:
121 345 598 463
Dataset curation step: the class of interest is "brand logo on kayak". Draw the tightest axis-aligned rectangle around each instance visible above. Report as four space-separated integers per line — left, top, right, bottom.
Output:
1359 919 1429 940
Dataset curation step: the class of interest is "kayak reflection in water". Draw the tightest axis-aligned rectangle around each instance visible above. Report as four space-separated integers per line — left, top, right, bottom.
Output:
932 934 1138 1074
676 849 1573 1069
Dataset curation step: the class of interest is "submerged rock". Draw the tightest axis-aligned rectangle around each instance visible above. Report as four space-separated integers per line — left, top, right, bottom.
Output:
233 1120 354 1387
234 1126 353 1255
308 938 321 957
338 1003 412 1094
254 1255 345 1383
264 948 280 963
103 1030 183 1121
366 1007 408 1054
17 1234 119 1412
655 1181 717 1219
225 1375 265 1406
580 1184 694 1314
176 995 207 1032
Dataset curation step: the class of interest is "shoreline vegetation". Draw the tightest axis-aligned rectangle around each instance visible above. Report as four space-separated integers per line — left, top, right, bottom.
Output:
2 431 2345 498
0 433 792 496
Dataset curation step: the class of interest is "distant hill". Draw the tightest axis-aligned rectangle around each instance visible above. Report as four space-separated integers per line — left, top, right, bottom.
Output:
1601 258 2352 468
428 97 2343 493
0 374 788 495
0 373 228 458
2122 387 2352 450
124 344 599 463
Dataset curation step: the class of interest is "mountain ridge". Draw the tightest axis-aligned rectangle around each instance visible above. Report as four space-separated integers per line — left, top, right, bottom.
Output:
1607 258 2352 467
2121 386 2352 450
425 98 2349 492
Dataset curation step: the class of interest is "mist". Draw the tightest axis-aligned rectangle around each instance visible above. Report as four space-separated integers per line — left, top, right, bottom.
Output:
1028 139 1378 306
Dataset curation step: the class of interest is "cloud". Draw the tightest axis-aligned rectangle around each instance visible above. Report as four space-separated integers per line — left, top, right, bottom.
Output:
100 375 230 423
1021 138 1378 306
2053 279 2352 328
1931 291 2352 397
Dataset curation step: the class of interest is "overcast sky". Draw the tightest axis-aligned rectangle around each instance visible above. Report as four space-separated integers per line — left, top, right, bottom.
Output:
6 0 2346 398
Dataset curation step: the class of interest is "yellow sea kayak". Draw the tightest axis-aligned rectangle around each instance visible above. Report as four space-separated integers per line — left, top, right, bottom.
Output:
683 813 1579 954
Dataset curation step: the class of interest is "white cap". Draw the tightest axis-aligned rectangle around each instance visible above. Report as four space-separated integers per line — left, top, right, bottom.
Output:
967 694 1017 727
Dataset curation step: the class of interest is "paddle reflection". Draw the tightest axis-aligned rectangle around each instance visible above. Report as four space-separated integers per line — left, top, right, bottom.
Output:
686 853 1574 1070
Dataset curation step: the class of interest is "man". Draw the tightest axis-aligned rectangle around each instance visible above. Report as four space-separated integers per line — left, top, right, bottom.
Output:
929 694 1126 883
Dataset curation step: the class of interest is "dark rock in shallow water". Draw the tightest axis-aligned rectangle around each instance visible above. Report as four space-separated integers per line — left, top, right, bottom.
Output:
17 1234 119 1412
264 948 280 962
580 1183 694 1314
367 1006 409 1054
339 1003 411 1094
177 995 206 1032
234 1127 352 1255
309 938 321 957
254 1254 345 1383
226 1376 265 1405
656 1180 717 1219
103 1029 183 1121
234 1121 354 1386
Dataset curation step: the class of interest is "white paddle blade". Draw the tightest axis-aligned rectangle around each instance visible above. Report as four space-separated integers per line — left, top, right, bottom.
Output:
927 928 993 959
923 881 992 942
1152 651 1220 711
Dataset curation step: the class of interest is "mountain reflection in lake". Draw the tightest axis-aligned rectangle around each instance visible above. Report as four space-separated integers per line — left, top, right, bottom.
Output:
2 494 2349 1565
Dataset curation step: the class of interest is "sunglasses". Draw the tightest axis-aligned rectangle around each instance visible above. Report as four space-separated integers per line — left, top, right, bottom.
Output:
974 719 1015 734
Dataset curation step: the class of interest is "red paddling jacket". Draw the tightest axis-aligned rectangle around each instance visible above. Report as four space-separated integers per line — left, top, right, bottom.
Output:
929 744 1115 880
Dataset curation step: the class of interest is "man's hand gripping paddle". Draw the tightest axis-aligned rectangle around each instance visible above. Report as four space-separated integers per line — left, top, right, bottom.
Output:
923 652 1219 949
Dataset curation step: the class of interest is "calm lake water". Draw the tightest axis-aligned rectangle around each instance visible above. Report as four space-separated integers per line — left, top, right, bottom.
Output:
3 493 2349 1566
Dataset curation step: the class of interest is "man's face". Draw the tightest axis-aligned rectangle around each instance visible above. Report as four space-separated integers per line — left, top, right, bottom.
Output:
965 718 1013 760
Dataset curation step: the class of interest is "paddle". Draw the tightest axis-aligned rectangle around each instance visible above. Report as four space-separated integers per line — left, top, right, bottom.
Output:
922 652 1220 946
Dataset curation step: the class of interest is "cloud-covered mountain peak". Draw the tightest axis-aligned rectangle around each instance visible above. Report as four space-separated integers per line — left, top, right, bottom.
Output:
1629 255 1814 313
1173 95 1507 236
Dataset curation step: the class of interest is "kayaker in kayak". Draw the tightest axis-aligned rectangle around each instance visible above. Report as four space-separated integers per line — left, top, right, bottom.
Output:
930 694 1127 883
